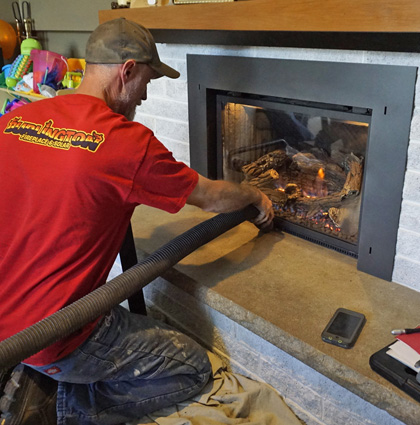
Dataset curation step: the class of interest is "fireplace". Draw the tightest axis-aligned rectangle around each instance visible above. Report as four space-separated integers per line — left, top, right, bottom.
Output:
218 93 369 257
187 55 416 281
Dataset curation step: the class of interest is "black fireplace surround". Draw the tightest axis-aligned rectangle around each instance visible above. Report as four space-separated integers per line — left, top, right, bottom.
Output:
187 54 416 281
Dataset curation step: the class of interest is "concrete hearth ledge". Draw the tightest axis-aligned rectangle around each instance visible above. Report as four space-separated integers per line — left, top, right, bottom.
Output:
131 204 420 425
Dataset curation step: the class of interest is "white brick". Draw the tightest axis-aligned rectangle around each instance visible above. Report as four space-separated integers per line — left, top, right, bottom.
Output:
165 79 188 103
395 228 420 258
286 403 324 425
415 83 420 109
285 379 323 418
147 78 166 97
138 97 188 122
322 384 404 425
145 279 235 336
171 60 188 82
322 399 400 425
399 200 420 229
393 256 420 291
260 360 323 417
155 118 189 143
156 43 191 59
407 141 420 170
402 170 420 203
363 51 420 67
227 339 266 376
409 111 420 139
133 113 156 132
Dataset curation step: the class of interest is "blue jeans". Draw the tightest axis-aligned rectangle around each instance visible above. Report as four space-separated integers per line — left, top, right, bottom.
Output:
27 305 211 425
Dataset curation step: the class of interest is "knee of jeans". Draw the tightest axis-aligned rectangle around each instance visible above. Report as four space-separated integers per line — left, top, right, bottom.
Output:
198 352 212 384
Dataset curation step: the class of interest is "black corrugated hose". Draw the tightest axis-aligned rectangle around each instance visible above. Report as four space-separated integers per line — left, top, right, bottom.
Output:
0 205 259 371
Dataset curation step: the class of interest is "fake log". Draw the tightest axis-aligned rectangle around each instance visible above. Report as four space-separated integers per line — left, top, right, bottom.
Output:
242 149 348 194
340 153 363 199
243 169 288 206
241 148 364 228
247 169 279 185
240 144 364 243
242 150 290 179
294 192 343 218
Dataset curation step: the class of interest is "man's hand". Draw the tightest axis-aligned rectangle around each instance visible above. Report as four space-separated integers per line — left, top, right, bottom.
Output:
251 191 274 232
187 175 275 231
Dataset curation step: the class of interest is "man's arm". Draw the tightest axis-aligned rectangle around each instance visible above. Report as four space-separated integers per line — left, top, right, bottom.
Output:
186 175 274 230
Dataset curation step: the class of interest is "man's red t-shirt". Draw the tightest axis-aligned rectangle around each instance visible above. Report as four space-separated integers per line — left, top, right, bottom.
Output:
0 94 198 366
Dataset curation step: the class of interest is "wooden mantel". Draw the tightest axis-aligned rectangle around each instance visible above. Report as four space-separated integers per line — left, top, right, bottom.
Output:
99 0 420 51
99 0 420 32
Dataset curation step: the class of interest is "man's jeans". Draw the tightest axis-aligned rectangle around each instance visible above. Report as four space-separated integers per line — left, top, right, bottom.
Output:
27 305 212 425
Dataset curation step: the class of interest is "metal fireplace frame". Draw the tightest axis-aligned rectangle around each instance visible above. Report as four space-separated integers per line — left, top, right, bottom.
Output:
187 54 416 281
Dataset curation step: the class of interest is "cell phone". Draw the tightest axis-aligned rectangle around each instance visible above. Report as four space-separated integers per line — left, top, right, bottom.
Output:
321 308 366 349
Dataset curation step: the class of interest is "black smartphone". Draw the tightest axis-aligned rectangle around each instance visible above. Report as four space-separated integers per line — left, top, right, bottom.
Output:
321 308 366 349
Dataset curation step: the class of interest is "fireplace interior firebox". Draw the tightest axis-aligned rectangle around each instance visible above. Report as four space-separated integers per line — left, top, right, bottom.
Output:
187 55 416 280
218 94 370 256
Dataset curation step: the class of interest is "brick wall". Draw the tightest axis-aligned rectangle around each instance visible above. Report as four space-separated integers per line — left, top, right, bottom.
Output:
134 44 420 291
393 111 420 290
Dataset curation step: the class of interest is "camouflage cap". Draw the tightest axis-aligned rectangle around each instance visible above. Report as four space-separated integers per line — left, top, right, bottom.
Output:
85 17 180 79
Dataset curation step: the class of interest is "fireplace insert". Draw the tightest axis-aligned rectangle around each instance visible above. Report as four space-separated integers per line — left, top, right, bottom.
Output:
217 93 370 256
187 55 416 280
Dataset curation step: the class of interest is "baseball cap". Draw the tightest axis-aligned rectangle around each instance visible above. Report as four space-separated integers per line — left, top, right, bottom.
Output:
85 18 180 79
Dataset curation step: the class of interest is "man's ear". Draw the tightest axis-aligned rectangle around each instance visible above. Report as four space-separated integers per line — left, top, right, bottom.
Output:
120 60 137 84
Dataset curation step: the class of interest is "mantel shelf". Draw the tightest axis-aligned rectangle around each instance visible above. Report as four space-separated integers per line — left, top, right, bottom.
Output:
98 0 420 52
99 0 420 33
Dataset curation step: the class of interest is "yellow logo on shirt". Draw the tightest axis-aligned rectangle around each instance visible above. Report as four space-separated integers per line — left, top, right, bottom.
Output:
3 117 105 152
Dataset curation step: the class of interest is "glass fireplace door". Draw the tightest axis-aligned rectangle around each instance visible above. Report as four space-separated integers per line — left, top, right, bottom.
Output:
217 94 371 256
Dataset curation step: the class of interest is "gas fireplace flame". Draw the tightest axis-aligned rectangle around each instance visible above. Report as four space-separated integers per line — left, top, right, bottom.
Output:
318 168 325 179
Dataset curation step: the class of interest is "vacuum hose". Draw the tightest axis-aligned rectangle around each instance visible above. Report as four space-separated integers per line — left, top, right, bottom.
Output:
0 205 259 370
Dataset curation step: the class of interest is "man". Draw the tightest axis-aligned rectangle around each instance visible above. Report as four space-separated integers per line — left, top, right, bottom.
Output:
0 18 273 425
